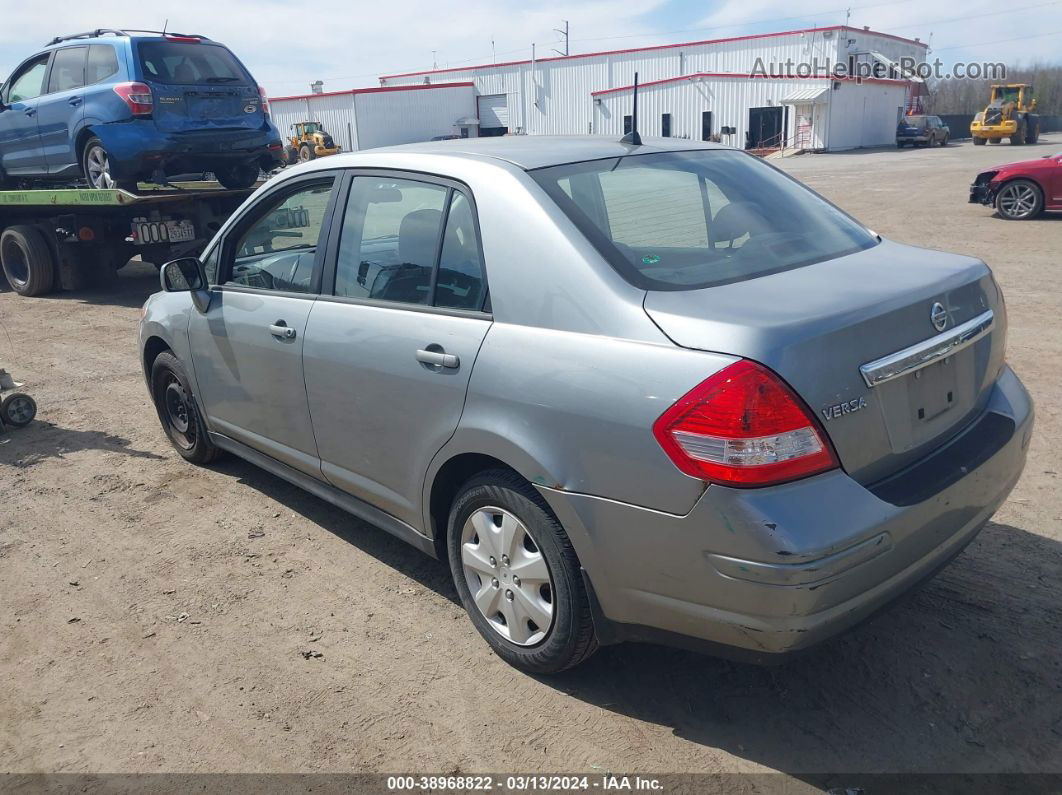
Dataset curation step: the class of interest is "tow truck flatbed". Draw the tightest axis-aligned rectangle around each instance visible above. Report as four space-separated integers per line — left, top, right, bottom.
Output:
0 181 260 296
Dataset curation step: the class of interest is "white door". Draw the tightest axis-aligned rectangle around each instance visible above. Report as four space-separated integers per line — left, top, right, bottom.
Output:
477 94 509 131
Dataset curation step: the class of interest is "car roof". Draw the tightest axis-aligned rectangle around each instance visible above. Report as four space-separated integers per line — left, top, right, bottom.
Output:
361 135 729 170
43 31 213 50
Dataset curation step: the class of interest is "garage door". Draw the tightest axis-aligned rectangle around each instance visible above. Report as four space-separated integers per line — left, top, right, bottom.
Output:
477 94 509 129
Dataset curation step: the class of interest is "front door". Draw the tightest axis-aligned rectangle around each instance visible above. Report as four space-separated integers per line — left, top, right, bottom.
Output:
188 173 340 476
303 173 492 527
746 106 783 149
0 53 50 176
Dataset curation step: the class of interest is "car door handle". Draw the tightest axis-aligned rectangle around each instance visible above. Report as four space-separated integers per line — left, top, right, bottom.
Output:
68 96 83 106
23 108 35 117
416 348 459 369
269 322 296 340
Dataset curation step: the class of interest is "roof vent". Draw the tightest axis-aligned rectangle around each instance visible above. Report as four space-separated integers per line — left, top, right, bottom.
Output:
310 80 324 94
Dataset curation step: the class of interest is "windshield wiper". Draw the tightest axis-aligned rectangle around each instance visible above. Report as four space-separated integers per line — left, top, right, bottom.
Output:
205 76 242 83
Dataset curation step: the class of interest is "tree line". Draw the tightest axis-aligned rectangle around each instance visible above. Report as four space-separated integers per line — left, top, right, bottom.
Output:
926 63 1061 114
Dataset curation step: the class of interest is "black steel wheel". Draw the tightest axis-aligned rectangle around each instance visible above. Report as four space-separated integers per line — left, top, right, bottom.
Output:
150 351 221 464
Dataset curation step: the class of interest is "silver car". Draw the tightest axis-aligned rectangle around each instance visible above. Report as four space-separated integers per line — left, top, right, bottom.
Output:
139 136 1033 673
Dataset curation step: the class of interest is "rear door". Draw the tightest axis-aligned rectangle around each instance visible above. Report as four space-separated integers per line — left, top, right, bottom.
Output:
38 45 87 174
134 38 264 133
0 53 50 175
187 172 340 476
303 172 492 527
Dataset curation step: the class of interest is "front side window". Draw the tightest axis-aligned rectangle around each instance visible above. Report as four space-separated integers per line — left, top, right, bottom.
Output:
224 178 335 292
47 47 87 94
531 149 878 291
6 55 50 103
334 177 448 305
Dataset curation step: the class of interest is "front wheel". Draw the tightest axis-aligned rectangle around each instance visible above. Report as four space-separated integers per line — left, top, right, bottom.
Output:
995 179 1044 220
447 470 598 673
150 352 221 464
215 161 260 190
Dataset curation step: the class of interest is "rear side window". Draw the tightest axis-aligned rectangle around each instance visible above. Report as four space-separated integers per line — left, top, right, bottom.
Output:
531 149 878 291
47 47 87 93
86 45 120 85
137 41 250 85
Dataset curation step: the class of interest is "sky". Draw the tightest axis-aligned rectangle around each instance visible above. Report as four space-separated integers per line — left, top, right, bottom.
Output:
1 0 1059 95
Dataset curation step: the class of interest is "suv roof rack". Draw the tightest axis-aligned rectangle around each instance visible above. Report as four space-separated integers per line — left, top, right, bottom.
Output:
47 29 210 46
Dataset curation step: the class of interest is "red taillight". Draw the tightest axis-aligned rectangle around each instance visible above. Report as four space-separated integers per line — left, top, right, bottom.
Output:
113 82 153 116
652 360 838 487
164 34 201 43
258 86 270 115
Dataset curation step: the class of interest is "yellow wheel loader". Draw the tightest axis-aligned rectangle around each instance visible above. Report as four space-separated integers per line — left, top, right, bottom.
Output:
971 84 1040 146
284 121 342 165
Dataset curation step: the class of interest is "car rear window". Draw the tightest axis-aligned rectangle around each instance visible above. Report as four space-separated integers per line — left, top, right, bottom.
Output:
137 41 250 85
530 149 878 291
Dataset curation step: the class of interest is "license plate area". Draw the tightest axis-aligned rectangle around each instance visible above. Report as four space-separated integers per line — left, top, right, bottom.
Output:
877 349 978 454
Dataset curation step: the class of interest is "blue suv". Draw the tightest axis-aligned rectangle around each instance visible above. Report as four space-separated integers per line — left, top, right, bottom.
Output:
0 29 284 191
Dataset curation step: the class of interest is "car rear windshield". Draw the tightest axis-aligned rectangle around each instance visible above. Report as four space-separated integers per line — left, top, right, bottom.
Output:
137 41 251 85
530 149 878 291
901 117 926 127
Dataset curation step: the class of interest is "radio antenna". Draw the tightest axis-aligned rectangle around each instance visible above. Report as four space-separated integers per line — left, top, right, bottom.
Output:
620 72 642 146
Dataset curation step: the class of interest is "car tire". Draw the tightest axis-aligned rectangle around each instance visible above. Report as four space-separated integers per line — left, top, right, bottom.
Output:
446 469 598 674
150 351 221 465
940 135 949 147
0 225 55 296
995 179 1044 221
285 146 299 166
81 137 136 190
1 392 37 428
215 162 260 190
896 142 904 148
299 143 315 162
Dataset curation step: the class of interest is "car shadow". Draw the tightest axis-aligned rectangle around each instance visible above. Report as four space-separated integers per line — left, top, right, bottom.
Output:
0 419 165 467
198 453 1062 775
41 259 163 309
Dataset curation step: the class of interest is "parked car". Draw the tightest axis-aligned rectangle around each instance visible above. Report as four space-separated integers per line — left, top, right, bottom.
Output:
0 29 284 191
140 136 1033 673
970 151 1062 220
896 115 950 147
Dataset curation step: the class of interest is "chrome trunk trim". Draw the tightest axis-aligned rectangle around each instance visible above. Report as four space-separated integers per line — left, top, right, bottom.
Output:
860 309 994 388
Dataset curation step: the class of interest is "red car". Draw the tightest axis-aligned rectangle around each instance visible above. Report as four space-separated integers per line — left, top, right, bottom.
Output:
970 151 1062 220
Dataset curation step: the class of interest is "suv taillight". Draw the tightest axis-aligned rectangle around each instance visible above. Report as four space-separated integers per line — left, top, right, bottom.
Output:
652 360 838 487
258 86 270 116
113 82 153 116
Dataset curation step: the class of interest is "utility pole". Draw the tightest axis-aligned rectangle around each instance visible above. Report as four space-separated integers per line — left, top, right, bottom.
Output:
552 20 569 57
432 50 438 70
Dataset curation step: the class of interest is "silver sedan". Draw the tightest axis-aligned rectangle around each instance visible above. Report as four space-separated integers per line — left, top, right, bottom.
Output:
139 136 1033 673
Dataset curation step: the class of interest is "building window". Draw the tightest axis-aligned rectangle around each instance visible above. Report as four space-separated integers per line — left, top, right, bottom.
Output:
701 111 713 141
661 113 672 138
623 115 632 135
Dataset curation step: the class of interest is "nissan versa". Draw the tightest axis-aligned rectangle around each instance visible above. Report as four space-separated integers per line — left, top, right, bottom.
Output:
138 136 1033 673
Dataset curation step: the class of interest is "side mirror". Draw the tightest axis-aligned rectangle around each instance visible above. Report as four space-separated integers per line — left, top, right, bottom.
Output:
161 257 212 313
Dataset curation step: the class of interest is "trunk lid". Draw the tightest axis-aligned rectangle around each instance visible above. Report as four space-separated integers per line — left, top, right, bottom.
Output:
135 39 264 133
643 239 1005 485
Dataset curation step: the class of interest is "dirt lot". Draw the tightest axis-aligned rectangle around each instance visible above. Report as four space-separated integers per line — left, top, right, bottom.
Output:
1 138 1060 782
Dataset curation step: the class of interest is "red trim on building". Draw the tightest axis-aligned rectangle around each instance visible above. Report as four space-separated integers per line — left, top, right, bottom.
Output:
271 81 474 103
590 72 909 96
378 26 928 81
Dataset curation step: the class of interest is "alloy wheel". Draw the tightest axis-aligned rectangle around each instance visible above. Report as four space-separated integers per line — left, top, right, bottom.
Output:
997 183 1039 219
460 506 555 646
86 145 115 189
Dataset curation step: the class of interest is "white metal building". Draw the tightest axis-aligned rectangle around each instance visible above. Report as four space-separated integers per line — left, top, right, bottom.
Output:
269 82 477 153
375 25 927 151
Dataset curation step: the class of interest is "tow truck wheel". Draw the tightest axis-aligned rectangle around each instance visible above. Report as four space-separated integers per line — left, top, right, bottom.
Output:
1 393 37 428
215 161 260 190
1 225 55 296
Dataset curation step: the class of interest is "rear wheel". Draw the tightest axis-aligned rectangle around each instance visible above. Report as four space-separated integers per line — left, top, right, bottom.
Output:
81 137 136 190
298 143 315 162
150 351 221 464
285 146 299 166
0 225 55 296
1025 118 1040 144
896 141 905 148
940 134 949 147
1 393 36 427
447 469 598 673
215 161 260 190
995 179 1044 220
973 137 986 146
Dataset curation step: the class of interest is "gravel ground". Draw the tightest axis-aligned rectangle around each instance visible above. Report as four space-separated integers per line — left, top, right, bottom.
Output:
1 137 1060 782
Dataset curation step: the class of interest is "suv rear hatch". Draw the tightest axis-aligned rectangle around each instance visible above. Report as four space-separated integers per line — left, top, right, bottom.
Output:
644 239 1005 485
135 38 264 133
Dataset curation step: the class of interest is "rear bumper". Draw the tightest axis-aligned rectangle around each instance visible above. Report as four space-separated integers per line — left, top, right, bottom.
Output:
897 134 929 143
538 366 1033 662
97 121 284 177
